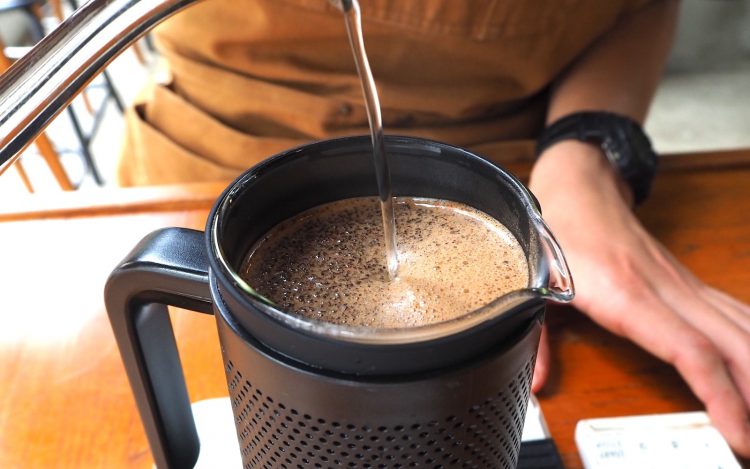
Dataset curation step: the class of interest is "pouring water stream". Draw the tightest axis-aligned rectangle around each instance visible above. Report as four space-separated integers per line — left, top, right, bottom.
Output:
335 0 400 280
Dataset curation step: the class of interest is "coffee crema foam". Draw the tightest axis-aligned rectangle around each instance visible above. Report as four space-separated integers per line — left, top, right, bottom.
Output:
240 197 528 328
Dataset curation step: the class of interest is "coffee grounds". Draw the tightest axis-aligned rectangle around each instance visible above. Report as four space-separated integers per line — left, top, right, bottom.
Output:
241 197 528 328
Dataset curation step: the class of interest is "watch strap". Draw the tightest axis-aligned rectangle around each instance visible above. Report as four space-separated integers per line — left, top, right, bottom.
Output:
535 112 658 205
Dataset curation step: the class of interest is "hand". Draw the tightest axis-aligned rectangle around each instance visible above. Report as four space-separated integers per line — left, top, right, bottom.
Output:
527 141 750 457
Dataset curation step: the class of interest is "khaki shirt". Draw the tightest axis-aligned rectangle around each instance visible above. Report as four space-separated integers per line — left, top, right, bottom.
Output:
118 0 652 186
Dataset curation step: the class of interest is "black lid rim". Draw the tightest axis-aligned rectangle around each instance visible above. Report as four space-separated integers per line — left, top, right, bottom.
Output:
204 135 545 346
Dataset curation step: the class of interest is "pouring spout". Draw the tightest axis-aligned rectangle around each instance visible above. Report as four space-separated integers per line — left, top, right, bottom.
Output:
535 217 575 303
0 0 204 176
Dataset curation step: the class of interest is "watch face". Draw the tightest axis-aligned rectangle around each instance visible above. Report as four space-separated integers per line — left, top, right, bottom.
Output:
611 117 658 204
626 123 658 172
601 136 623 165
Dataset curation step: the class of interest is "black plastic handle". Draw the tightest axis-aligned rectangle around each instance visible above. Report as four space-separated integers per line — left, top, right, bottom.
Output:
105 228 213 468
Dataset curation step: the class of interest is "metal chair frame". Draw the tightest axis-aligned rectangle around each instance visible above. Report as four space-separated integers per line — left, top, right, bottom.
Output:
0 0 125 186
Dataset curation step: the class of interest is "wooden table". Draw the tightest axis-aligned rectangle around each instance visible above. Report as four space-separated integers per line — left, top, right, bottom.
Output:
1 150 749 468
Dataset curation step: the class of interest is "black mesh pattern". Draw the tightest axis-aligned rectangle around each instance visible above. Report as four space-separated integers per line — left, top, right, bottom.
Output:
225 357 534 469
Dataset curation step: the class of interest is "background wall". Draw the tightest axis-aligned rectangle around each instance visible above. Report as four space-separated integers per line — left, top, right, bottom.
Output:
646 0 750 153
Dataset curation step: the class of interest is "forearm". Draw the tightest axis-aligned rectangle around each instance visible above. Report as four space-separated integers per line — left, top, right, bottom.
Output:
532 0 680 204
547 0 680 124
527 3 750 455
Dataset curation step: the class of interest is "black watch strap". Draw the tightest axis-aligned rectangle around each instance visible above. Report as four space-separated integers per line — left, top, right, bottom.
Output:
535 112 658 205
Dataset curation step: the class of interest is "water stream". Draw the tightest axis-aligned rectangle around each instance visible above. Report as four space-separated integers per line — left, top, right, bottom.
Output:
339 0 400 280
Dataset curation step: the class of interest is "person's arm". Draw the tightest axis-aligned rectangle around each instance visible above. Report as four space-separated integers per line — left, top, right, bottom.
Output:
528 0 750 457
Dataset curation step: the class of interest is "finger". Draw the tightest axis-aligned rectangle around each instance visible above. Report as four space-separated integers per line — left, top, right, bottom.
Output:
579 284 750 456
704 286 750 315
532 324 550 393
659 290 750 409
645 244 750 408
650 271 750 410
670 332 750 458
702 286 750 335
653 245 750 333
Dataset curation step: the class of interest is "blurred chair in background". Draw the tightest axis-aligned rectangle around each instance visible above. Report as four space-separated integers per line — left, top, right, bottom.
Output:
0 34 73 191
0 0 128 188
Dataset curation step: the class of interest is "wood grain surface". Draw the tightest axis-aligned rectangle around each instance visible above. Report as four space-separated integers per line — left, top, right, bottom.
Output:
0 150 748 468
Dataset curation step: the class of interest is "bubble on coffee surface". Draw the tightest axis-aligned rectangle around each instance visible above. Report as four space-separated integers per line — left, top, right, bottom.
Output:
240 197 528 328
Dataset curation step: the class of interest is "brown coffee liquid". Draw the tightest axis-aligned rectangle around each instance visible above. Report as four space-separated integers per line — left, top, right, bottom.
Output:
240 197 528 328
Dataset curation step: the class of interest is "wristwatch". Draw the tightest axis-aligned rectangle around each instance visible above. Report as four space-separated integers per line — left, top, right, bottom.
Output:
535 111 658 205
